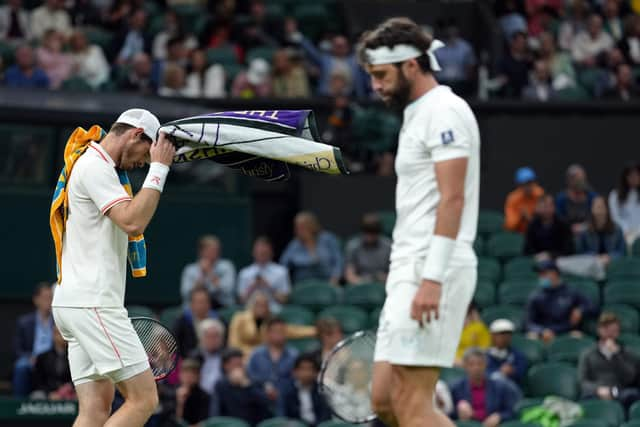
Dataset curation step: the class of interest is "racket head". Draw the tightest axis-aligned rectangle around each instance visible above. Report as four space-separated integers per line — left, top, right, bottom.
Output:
318 330 378 424
130 317 178 381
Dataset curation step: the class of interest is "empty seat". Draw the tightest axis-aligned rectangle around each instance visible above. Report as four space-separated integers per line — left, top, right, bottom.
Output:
604 283 640 309
486 232 525 261
498 279 537 305
126 305 155 319
526 362 578 400
568 279 601 307
290 283 339 313
547 335 595 363
607 258 640 280
511 334 545 365
279 305 315 326
478 257 501 284
474 280 496 309
288 337 320 353
477 210 505 236
257 418 307 427
503 257 537 280
343 283 385 311
630 400 640 419
567 421 607 427
619 333 640 356
318 305 368 334
580 399 624 427
206 45 238 66
481 305 524 330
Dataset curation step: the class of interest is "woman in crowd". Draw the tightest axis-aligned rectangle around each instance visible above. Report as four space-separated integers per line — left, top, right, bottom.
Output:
576 196 626 264
609 163 640 247
184 49 226 98
36 29 73 89
455 303 491 365
68 30 110 89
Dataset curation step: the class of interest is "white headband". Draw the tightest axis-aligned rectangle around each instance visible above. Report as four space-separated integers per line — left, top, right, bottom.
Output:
365 39 445 71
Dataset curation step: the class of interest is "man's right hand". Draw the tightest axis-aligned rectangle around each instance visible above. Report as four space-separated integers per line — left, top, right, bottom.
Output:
150 132 175 166
457 400 473 420
597 386 612 400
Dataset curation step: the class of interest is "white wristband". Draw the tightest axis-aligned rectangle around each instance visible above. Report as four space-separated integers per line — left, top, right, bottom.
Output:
421 235 456 284
142 162 169 193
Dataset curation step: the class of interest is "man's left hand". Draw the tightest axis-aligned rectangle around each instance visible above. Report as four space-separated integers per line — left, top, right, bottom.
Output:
483 413 501 427
411 279 442 326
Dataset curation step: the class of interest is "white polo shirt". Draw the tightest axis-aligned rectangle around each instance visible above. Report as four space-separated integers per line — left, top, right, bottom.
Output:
52 142 132 308
390 85 480 267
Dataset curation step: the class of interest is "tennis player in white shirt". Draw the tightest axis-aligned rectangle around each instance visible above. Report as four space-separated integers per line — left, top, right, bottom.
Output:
357 18 480 427
52 109 175 427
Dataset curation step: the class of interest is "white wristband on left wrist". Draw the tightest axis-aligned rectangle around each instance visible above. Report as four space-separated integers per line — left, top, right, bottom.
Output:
142 162 169 193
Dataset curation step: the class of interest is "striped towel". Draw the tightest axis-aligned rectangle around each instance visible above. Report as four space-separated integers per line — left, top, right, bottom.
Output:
50 126 147 283
159 110 348 182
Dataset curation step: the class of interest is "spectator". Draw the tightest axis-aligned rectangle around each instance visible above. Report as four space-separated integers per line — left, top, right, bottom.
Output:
456 303 491 364
330 358 372 421
575 195 627 263
228 291 315 359
311 317 343 365
115 8 149 65
189 318 225 401
603 63 640 100
13 282 53 397
68 0 101 28
556 164 599 233
31 326 74 400
571 14 614 67
237 236 291 313
538 32 577 89
174 359 211 426
184 49 226 98
213 348 272 424
522 59 557 101
434 23 476 96
181 234 236 308
486 319 528 385
151 9 197 61
35 29 73 89
119 52 156 94
271 48 311 98
526 259 596 343
344 213 391 285
451 348 521 426
174 286 219 358
103 0 133 32
524 194 574 259
280 211 343 285
609 163 640 246
158 63 188 97
603 0 624 42
619 15 640 66
558 0 591 51
3 44 49 88
161 36 189 72
0 0 30 43
504 167 545 233
579 312 640 409
497 0 528 41
498 31 532 98
232 0 281 50
232 57 273 98
247 317 299 406
30 0 72 41
280 353 332 425
525 0 563 36
68 30 110 89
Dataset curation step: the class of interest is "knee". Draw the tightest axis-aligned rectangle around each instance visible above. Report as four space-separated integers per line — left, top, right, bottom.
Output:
371 392 393 418
130 389 159 415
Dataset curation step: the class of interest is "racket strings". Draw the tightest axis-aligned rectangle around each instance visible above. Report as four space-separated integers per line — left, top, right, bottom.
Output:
131 318 178 379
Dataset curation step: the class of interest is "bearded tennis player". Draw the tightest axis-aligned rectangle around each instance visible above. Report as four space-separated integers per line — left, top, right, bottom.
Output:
51 109 175 427
358 18 480 427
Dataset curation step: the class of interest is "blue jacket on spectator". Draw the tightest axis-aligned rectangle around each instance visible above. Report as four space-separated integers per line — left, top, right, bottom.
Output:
526 282 596 334
555 190 598 225
247 344 298 397
212 377 273 425
4 65 49 88
14 312 53 359
450 376 521 422
280 231 343 284
486 347 528 385
278 380 332 426
575 225 626 259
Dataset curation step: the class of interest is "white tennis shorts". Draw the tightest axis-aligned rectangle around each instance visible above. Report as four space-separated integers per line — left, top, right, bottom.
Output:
374 258 476 367
52 307 150 385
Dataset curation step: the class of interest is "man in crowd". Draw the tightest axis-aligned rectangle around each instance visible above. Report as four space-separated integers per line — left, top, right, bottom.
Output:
30 0 71 41
571 14 614 67
13 282 53 397
524 194 574 259
434 23 477 96
579 312 640 408
174 286 219 358
189 318 225 404
119 52 156 94
555 164 598 234
344 213 392 285
0 0 30 42
504 167 545 233
312 317 344 365
280 353 332 425
3 44 49 88
237 236 291 312
498 31 532 98
168 358 211 426
486 319 528 385
115 8 150 64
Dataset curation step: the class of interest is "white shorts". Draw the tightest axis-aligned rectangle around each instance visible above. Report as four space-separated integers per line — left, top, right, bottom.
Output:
52 307 150 385
374 259 476 367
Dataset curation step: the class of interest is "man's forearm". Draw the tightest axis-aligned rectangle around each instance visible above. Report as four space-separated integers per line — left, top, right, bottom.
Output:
434 195 464 238
117 188 161 235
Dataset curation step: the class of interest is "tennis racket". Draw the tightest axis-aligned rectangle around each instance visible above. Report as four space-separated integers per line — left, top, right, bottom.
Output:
318 330 377 424
130 317 178 381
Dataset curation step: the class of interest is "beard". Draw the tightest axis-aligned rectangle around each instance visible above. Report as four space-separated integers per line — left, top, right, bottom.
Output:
384 70 412 111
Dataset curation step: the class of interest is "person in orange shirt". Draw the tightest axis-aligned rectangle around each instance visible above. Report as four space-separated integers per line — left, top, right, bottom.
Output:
505 167 545 233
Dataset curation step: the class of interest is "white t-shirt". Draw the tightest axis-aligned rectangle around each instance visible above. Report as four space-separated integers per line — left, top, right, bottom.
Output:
390 85 480 267
52 142 132 308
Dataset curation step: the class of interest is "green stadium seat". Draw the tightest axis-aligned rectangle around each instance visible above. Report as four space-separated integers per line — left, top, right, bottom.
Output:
146 13 165 38
456 421 483 427
511 334 545 365
481 305 524 330
202 417 250 427
246 47 277 64
61 77 94 92
601 304 639 333
619 333 640 356
85 28 114 52
478 210 505 237
580 399 624 427
343 283 386 311
369 307 382 329
526 362 578 400
486 232 525 261
547 335 595 363
567 421 607 427
173 4 203 25
206 45 238 66
440 366 465 386
608 258 640 280
621 422 640 427
288 337 320 353
478 257 502 284
279 304 315 326
318 421 360 427
0 40 15 65
604 283 640 309
633 239 640 257
515 397 545 416
293 4 329 40
473 280 496 309
474 238 485 256
318 305 367 334
257 418 307 427
554 85 591 101
630 400 640 419
126 305 155 319
352 108 400 154
160 305 183 329
498 422 539 427
568 279 601 307
498 279 537 305
378 210 396 237
503 257 536 280
219 306 242 325
290 283 339 313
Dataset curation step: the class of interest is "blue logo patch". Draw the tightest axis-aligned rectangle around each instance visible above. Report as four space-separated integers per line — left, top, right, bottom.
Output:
441 129 454 145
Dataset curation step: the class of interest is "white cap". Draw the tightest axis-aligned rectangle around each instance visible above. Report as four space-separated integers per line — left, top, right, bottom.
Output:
489 319 515 334
115 108 161 142
247 58 270 85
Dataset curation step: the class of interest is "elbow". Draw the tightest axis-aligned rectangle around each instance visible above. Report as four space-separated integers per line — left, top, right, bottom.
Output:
124 223 145 237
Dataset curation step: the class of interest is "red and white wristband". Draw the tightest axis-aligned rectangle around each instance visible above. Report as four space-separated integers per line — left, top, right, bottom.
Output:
142 162 170 193
421 235 456 284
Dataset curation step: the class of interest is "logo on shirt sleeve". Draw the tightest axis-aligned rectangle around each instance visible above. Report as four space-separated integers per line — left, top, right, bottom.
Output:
441 129 454 145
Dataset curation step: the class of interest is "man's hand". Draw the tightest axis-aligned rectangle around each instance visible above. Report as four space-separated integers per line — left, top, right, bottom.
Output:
150 132 175 166
500 363 514 377
483 413 501 427
603 338 620 354
597 386 612 400
457 400 473 420
570 308 583 326
541 329 555 343
411 279 442 325
176 385 190 405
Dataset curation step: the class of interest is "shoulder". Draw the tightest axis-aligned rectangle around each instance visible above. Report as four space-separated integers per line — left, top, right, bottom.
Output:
17 312 35 327
218 258 235 269
450 377 468 393
267 262 288 274
238 264 256 277
182 262 198 273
